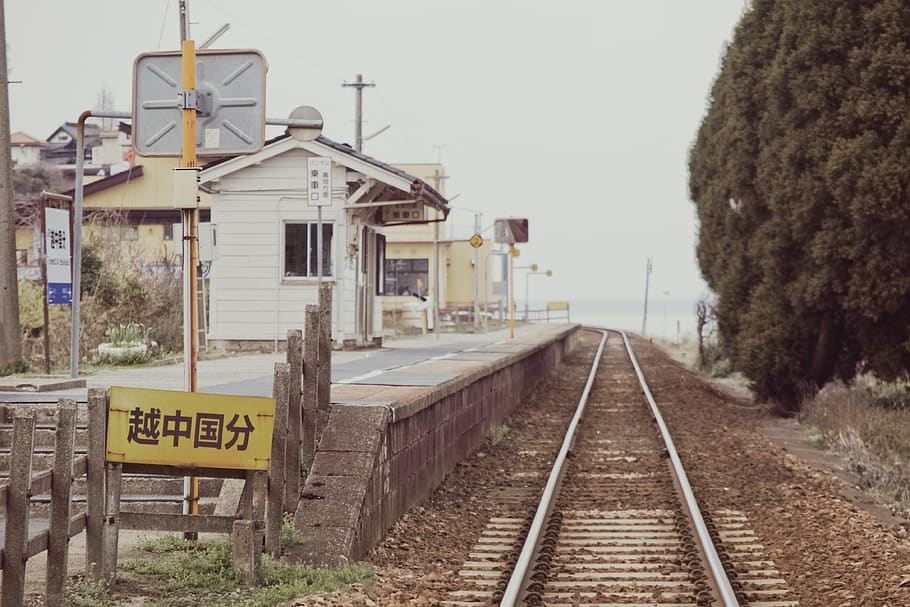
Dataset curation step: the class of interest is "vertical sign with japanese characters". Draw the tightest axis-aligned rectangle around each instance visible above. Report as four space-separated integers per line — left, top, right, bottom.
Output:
307 157 332 207
106 387 275 470
45 207 72 304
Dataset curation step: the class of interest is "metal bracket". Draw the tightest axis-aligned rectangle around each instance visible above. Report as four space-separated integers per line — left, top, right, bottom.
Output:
177 89 213 117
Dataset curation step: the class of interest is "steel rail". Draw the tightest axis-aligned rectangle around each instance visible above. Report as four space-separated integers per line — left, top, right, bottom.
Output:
499 328 608 606
616 328 741 607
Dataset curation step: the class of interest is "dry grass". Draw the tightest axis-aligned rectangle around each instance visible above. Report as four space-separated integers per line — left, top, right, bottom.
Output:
16 211 184 373
802 380 910 510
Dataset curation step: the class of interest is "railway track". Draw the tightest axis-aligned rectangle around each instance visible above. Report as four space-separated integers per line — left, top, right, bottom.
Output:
443 329 798 607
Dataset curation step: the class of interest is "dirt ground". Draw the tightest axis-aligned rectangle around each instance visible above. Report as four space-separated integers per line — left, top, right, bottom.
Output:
281 332 910 606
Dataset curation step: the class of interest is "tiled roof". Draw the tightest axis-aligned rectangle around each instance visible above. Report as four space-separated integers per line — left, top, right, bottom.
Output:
203 133 449 214
11 132 46 147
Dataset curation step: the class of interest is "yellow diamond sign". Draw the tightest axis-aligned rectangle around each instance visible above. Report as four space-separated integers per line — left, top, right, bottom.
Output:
469 234 484 248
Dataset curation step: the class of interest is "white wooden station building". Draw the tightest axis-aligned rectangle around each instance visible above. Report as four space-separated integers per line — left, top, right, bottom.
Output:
198 134 449 349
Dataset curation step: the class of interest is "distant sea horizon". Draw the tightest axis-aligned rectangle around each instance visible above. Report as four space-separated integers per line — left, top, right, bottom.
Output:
534 298 701 341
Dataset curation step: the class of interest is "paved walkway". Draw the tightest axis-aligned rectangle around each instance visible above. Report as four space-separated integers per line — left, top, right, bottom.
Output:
0 326 551 402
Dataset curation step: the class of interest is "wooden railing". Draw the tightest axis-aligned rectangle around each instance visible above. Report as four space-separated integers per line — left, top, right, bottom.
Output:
0 282 335 606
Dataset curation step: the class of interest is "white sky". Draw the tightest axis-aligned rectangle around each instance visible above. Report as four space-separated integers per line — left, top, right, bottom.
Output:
7 0 744 305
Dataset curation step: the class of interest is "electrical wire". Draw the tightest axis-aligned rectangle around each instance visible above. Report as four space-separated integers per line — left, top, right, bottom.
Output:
157 0 172 50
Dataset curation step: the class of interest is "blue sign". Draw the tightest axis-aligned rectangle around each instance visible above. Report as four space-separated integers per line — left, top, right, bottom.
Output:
48 283 72 305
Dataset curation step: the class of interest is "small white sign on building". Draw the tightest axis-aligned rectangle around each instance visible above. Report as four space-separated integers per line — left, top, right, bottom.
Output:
307 157 332 207
45 207 72 304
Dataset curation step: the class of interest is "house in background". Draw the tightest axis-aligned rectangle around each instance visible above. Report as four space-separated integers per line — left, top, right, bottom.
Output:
11 132 46 166
13 121 213 276
198 134 448 350
383 163 493 329
67 157 213 263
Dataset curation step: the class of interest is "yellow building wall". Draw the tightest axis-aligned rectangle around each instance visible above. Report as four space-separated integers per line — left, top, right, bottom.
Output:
16 158 206 269
85 157 211 209
446 240 492 307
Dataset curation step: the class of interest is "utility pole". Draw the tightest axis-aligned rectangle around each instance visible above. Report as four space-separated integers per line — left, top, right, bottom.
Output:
641 257 652 337
430 168 446 341
179 0 190 44
473 212 481 331
0 0 22 371
342 74 375 153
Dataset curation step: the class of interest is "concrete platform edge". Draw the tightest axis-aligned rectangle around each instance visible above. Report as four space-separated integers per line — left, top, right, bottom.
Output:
292 324 581 566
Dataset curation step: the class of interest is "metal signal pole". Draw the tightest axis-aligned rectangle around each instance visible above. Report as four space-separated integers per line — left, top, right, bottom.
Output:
178 20 201 531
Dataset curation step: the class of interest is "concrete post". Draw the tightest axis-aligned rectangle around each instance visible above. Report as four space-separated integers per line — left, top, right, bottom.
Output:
46 400 77 607
85 388 107 578
285 329 303 512
265 362 290 556
232 520 263 585
302 305 319 475
317 283 332 441
0 412 35 607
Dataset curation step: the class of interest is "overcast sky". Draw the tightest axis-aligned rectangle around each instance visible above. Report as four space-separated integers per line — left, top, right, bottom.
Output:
7 1 745 306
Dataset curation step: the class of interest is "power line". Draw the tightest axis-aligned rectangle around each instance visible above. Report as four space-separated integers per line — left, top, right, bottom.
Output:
157 0 172 50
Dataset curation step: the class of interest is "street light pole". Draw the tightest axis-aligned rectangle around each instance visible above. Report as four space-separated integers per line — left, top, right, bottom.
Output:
641 257 652 336
525 270 552 322
473 212 481 331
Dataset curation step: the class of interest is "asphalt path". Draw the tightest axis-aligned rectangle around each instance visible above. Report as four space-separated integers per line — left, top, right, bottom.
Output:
203 339 494 396
0 334 509 403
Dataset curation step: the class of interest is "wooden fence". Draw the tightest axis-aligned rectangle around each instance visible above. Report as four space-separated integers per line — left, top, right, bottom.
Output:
0 282 334 606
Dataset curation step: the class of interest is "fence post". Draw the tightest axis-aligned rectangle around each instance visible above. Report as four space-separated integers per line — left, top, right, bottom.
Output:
317 283 332 442
101 462 122 580
233 469 266 583
232 519 262 586
46 399 77 607
302 305 319 473
285 329 303 512
265 362 290 556
0 411 36 607
86 388 107 578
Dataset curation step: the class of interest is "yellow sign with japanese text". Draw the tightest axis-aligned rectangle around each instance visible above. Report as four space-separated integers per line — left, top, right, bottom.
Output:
106 386 275 471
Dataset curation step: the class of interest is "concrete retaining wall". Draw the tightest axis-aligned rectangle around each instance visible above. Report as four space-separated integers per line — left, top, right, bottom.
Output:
293 325 580 565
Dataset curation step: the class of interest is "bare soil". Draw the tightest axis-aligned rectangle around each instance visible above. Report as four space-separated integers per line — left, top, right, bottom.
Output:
288 333 910 606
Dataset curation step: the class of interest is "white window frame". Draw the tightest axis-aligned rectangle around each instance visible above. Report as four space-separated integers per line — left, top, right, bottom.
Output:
282 220 334 280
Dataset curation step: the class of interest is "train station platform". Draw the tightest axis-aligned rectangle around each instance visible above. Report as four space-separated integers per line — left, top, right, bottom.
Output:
292 323 581 566
0 323 581 571
0 325 571 403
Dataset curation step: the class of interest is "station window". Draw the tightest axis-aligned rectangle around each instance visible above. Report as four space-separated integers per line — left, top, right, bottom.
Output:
284 222 334 278
383 258 429 297
163 224 174 241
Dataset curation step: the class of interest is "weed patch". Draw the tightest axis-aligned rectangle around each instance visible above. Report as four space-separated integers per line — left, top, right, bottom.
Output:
802 381 910 510
281 513 302 549
117 537 373 606
66 573 111 607
486 423 510 445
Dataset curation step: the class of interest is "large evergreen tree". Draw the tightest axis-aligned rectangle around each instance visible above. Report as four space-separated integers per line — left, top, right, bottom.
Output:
690 0 910 413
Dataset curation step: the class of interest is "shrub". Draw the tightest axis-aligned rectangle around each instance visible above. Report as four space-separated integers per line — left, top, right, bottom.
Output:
17 211 184 371
105 322 151 347
802 381 910 510
872 381 910 411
